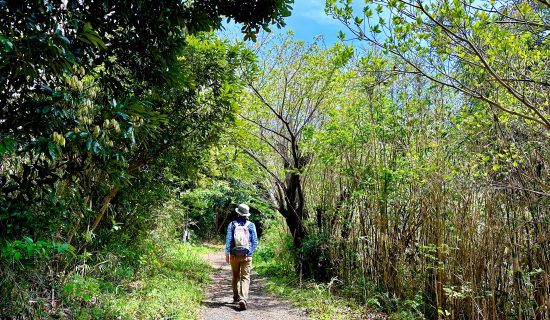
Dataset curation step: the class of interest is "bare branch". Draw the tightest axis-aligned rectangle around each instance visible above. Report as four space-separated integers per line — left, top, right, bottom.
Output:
416 0 550 129
240 148 284 187
238 114 291 142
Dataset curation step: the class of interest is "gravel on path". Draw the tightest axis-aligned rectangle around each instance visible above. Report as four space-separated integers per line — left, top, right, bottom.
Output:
201 250 307 320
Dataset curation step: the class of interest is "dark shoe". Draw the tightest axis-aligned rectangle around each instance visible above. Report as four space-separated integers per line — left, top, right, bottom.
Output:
238 300 247 310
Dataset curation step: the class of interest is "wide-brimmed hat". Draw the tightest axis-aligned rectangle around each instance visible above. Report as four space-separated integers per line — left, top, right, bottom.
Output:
235 203 250 217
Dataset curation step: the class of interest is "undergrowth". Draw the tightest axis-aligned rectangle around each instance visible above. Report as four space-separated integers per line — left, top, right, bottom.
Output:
93 242 214 319
255 217 421 320
0 192 218 319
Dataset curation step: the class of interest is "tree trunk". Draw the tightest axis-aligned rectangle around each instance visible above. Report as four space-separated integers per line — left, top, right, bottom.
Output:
90 186 120 232
277 170 307 248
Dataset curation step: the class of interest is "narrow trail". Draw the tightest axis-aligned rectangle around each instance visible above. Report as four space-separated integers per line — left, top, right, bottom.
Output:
201 250 307 320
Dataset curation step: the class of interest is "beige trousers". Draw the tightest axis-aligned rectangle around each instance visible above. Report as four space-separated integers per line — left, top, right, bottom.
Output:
230 255 252 302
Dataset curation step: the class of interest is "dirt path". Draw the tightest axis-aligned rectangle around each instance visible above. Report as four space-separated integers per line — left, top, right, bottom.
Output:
201 250 307 320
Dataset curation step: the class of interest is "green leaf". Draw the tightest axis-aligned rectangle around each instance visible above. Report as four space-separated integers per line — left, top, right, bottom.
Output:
93 141 101 154
338 30 346 40
364 6 373 17
0 138 17 155
86 138 93 151
27 244 35 256
0 34 14 52
117 112 130 120
393 16 403 25
82 22 107 50
57 243 69 253
128 127 135 146
48 142 57 160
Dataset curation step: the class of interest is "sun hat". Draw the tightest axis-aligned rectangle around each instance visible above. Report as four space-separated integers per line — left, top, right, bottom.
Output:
235 203 250 217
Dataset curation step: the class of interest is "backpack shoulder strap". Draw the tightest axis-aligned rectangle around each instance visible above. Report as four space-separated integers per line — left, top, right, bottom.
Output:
243 221 250 228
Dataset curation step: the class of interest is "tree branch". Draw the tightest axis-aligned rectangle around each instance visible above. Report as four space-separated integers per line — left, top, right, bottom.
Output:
416 0 550 129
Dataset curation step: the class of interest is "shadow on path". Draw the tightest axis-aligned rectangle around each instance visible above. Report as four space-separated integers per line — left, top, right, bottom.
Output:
200 250 307 320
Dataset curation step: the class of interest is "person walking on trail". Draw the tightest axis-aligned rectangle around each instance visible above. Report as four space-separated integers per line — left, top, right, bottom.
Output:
225 203 258 311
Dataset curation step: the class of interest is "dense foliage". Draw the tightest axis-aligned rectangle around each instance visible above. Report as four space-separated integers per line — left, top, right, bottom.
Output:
227 2 549 318
0 0 292 317
1 0 548 319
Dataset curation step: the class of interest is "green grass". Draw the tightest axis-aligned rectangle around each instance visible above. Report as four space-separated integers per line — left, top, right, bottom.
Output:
257 270 374 320
95 242 213 320
191 243 223 254
253 219 384 320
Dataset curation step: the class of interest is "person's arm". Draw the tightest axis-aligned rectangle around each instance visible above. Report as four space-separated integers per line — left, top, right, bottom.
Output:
225 222 233 263
248 223 258 256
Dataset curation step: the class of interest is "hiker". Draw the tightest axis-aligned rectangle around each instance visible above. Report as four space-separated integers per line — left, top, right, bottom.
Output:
225 203 258 310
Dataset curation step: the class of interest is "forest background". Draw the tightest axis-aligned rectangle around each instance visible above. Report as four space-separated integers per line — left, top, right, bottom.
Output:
0 0 548 319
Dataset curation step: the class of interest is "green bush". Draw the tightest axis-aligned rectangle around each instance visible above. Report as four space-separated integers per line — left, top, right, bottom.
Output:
99 242 213 320
255 217 295 279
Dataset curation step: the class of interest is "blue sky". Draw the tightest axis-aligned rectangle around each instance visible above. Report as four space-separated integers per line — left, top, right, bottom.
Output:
220 0 350 45
280 0 343 43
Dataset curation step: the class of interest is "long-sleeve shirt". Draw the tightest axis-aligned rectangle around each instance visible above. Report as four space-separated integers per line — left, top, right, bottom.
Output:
225 217 258 256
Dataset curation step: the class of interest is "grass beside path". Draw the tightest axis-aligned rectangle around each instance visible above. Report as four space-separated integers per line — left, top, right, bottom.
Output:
98 242 217 319
254 219 387 320
255 263 384 320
